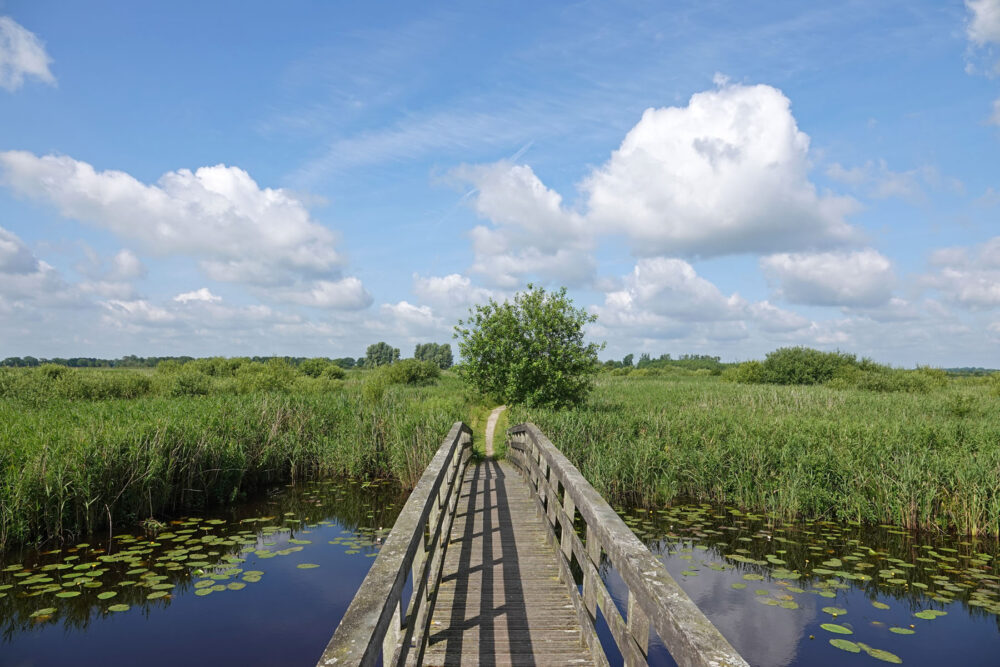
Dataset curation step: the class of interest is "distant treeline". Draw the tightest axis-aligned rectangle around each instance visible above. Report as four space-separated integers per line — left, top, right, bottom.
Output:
602 353 730 373
1 341 455 372
0 354 364 369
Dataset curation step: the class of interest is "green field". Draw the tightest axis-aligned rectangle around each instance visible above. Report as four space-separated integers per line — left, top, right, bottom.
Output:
0 362 472 547
510 373 1000 537
3 360 999 547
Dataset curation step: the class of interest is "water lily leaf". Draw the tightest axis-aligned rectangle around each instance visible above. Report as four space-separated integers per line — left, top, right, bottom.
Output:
107 604 129 612
820 623 853 635
97 591 117 600
889 627 914 635
55 591 80 598
194 588 213 597
146 591 169 600
296 563 319 569
30 607 57 618
829 639 861 653
743 574 764 581
862 646 902 663
872 601 890 610
227 582 246 590
731 583 747 590
822 607 847 616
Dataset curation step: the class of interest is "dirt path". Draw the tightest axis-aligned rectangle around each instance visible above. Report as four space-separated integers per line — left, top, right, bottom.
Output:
484 405 507 457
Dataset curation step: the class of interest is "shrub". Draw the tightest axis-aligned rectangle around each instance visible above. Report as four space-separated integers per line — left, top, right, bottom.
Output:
383 359 440 386
760 347 857 385
455 284 603 408
235 359 296 393
723 360 766 384
168 368 212 397
299 358 331 378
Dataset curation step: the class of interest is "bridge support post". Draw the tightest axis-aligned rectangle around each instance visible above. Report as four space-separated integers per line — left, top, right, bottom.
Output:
626 591 650 664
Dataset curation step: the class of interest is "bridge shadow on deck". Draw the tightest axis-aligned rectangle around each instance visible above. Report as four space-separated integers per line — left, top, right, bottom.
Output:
428 460 536 666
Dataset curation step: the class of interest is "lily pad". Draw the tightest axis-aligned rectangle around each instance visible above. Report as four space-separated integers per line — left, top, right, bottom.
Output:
822 607 847 616
194 588 213 597
97 591 117 600
296 563 320 569
829 639 861 653
30 607 57 618
107 604 130 612
872 601 890 610
820 623 853 635
731 583 747 590
889 627 915 635
54 591 80 598
146 591 169 600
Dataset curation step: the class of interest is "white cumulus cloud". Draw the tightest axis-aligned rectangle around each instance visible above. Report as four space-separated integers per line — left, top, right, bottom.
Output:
583 81 859 256
452 161 595 287
174 288 222 304
0 16 55 92
967 0 1000 46
761 249 895 307
0 151 347 288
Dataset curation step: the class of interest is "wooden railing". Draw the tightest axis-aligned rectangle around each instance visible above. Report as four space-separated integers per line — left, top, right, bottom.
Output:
316 422 472 667
507 423 749 667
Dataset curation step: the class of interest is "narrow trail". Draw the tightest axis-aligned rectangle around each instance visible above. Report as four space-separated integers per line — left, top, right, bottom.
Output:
484 405 506 458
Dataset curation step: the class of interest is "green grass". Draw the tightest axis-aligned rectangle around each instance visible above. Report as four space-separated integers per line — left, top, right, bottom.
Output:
0 369 476 547
507 374 1000 536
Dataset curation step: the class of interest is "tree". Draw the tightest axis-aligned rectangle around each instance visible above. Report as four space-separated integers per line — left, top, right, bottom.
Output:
414 342 454 369
454 284 604 408
622 353 634 368
364 342 400 368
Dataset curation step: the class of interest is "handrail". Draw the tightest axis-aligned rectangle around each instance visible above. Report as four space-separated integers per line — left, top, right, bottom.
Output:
507 422 748 667
316 421 473 667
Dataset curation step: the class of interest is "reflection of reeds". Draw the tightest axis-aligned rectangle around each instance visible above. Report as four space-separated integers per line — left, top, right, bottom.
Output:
0 373 470 547
0 478 407 640
510 374 1000 537
621 503 1000 632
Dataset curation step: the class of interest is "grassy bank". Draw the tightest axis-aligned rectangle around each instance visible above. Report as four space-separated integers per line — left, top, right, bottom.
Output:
0 368 473 547
508 374 1000 536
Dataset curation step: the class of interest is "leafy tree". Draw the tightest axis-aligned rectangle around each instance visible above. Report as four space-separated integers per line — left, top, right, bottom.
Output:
364 342 400 368
454 284 604 408
622 353 634 368
414 342 454 369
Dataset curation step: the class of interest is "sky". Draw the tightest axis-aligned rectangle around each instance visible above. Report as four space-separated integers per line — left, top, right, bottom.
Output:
0 1 998 366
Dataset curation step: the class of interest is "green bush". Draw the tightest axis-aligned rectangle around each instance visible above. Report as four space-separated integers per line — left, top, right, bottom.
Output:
383 359 440 386
168 368 212 397
723 360 766 384
759 347 858 385
235 359 297 393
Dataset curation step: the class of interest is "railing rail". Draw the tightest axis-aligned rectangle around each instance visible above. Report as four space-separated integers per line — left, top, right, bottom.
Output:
507 422 749 667
316 421 473 667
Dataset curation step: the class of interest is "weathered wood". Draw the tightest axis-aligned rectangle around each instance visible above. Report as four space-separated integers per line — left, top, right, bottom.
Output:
317 422 471 667
507 423 749 667
423 459 595 666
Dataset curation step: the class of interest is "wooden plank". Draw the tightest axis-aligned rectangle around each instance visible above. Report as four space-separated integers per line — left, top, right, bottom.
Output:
423 460 593 665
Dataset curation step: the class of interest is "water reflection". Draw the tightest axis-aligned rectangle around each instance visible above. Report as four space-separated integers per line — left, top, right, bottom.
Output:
601 503 1000 666
0 478 406 666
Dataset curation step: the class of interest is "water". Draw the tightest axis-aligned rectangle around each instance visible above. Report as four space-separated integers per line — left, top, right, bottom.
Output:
601 503 1000 666
3 487 998 666
0 478 406 666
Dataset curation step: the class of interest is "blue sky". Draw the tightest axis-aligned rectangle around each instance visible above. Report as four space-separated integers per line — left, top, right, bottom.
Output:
1 1 998 366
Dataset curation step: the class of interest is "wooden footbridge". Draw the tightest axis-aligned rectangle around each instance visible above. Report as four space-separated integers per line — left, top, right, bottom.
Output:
317 419 748 666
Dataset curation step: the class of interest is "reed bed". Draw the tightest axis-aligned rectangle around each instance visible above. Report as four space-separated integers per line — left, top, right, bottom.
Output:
509 374 1000 536
0 373 471 547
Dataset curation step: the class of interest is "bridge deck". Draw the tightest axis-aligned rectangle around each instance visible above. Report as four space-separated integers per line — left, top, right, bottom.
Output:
423 459 593 666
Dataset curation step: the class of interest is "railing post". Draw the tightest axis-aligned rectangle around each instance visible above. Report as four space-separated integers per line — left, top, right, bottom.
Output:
582 523 600 617
626 590 650 663
560 493 575 559
383 597 403 664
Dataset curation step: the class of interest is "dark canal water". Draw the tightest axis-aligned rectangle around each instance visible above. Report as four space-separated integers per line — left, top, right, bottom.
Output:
1 486 998 665
0 479 406 667
603 503 1000 666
